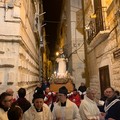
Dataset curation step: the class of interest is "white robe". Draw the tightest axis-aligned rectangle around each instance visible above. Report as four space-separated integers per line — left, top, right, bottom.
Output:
22 104 53 120
52 99 81 120
56 58 66 75
0 108 8 120
79 95 100 120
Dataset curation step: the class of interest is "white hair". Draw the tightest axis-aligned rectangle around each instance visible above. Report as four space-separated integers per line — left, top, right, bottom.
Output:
86 87 95 94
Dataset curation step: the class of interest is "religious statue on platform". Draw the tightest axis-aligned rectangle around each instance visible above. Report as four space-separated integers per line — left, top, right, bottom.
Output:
56 48 68 78
50 48 74 84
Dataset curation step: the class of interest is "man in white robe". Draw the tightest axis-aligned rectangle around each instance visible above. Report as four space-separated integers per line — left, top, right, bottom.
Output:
79 87 104 120
52 86 81 120
23 93 52 120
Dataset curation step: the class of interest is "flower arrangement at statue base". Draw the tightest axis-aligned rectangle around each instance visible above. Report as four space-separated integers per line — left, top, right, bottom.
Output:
50 73 73 84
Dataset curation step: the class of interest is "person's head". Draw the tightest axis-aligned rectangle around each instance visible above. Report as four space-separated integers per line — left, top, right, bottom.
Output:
58 86 68 103
6 88 14 103
86 87 96 100
81 82 85 86
59 48 63 54
105 87 115 99
73 88 77 95
45 87 50 93
32 93 44 109
7 106 23 120
0 92 12 109
44 80 47 84
6 88 14 96
18 88 26 98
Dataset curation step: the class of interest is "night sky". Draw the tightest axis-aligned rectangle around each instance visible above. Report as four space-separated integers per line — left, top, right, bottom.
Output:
42 0 63 59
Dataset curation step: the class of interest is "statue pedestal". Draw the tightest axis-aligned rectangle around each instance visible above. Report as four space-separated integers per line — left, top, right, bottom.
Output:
49 73 74 92
50 82 74 92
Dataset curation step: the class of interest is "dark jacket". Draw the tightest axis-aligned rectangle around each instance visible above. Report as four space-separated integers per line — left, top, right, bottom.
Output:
13 98 31 113
105 96 120 120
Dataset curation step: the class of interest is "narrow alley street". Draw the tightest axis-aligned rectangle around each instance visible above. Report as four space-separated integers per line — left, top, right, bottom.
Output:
0 0 120 119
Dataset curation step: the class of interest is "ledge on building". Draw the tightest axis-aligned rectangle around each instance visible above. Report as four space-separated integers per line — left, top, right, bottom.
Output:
0 64 14 68
7 82 13 85
90 30 110 48
0 51 4 54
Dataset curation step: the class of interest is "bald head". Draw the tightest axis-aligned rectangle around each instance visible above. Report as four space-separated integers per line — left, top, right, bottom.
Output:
6 88 14 96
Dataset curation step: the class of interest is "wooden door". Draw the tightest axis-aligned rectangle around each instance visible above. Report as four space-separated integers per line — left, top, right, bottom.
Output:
99 65 110 96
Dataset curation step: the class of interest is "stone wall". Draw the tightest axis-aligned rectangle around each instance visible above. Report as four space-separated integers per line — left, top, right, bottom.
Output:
0 0 40 101
65 0 85 89
85 0 120 97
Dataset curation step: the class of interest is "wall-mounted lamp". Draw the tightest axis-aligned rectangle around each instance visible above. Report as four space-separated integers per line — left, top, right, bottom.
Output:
90 14 96 19
56 52 59 56
85 25 90 31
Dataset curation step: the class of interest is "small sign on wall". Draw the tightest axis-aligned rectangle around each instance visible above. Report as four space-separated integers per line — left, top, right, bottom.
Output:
113 48 120 59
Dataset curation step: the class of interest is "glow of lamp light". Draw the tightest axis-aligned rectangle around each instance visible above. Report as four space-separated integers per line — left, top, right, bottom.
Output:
56 52 59 56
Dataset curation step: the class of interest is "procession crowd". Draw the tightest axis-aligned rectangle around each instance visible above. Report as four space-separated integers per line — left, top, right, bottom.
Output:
0 81 120 120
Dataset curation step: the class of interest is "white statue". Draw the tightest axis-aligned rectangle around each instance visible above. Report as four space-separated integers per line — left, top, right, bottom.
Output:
56 48 68 78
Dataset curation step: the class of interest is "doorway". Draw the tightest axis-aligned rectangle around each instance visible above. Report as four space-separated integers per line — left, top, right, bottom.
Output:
99 65 110 97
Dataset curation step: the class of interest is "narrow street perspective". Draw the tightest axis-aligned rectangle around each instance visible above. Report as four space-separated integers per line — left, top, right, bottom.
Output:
0 0 120 120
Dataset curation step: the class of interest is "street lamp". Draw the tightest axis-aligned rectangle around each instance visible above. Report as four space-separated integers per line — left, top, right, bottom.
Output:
56 52 59 56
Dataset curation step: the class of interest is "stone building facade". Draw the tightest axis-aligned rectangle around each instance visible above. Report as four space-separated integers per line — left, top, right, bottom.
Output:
80 0 120 97
0 0 43 101
59 0 85 89
60 0 120 96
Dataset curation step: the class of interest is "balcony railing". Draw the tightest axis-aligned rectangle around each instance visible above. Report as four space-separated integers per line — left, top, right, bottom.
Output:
87 7 109 45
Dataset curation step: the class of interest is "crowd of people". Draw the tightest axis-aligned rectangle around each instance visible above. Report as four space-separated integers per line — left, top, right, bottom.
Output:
0 81 120 120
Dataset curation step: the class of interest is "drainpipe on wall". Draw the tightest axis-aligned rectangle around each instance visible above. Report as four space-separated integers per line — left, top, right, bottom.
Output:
81 0 90 87
38 12 46 82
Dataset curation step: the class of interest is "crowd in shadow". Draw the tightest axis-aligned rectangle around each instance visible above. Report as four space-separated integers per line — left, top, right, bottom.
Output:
0 81 120 120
